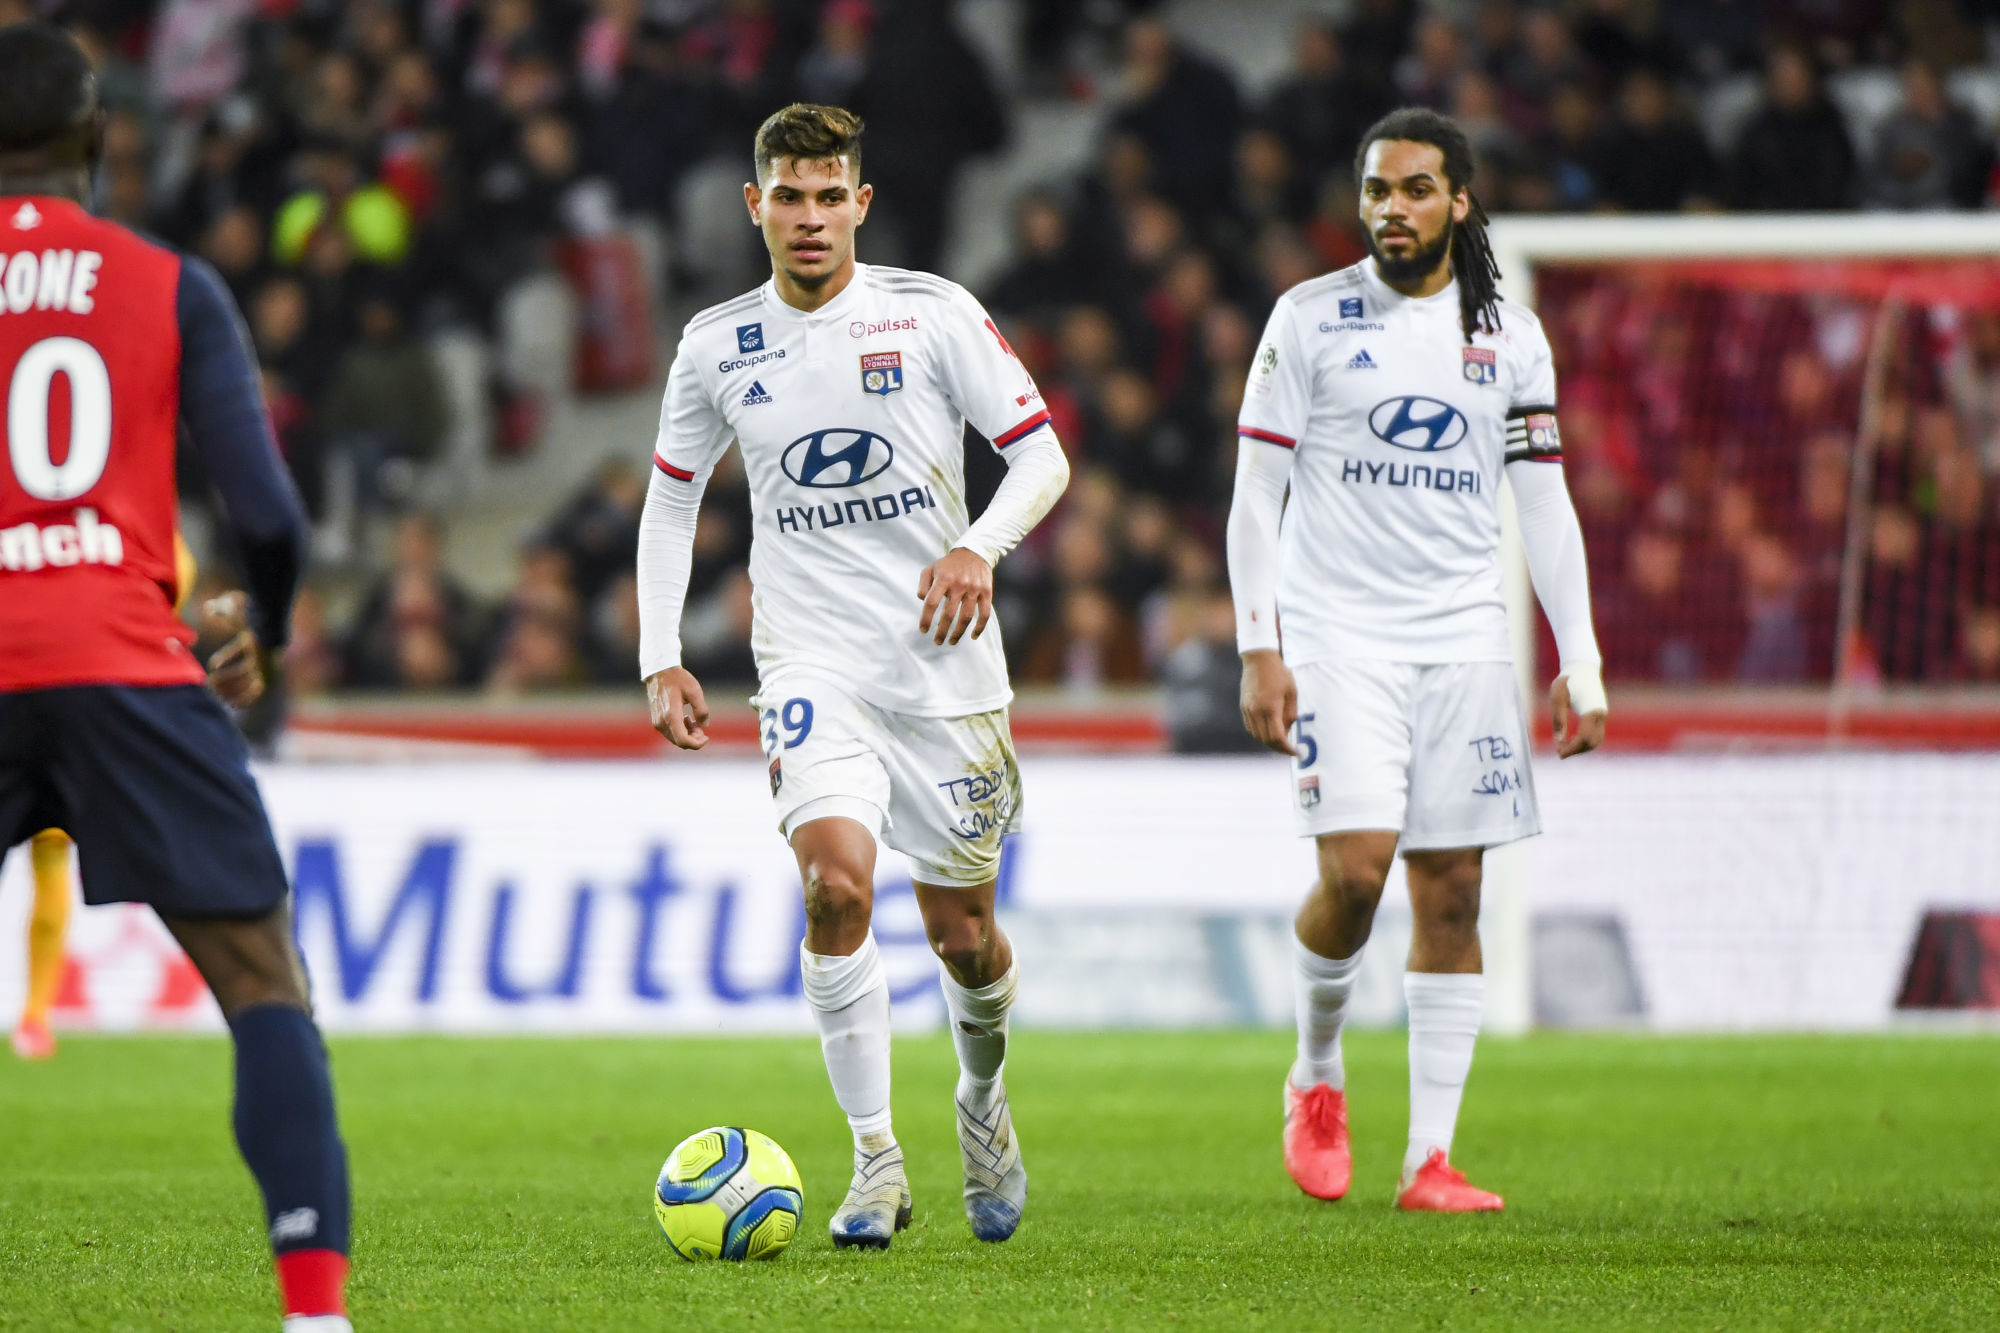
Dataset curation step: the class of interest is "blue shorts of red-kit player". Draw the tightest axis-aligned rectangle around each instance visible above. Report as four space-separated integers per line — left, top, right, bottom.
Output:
0 684 289 917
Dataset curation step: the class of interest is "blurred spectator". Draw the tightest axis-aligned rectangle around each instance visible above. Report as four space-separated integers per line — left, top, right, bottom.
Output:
845 0 1007 271
1737 533 1809 681
1397 14 1467 111
487 541 589 693
1159 590 1260 753
1728 47 1857 210
343 514 486 689
1260 20 1389 185
284 588 343 697
1862 59 1991 210
545 461 647 608
1661 0 1765 82
319 285 448 514
1947 312 2000 472
1602 528 1713 681
1952 604 2000 682
987 191 1102 321
1109 18 1240 225
1538 85 1606 211
1592 70 1720 211
1025 584 1148 690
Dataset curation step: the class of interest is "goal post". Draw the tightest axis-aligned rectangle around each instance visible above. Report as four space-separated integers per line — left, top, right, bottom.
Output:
1479 215 2000 1036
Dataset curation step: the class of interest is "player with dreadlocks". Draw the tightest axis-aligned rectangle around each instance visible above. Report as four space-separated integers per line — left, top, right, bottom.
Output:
1226 107 1608 1210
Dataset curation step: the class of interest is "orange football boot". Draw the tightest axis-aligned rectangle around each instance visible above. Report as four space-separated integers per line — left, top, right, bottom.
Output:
1396 1149 1503 1212
1282 1081 1351 1200
11 1017 55 1060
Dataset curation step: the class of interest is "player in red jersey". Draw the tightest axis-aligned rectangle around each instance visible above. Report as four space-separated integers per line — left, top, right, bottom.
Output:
0 25 352 1331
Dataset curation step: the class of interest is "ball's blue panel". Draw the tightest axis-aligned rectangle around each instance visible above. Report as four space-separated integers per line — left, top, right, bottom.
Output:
656 1127 748 1205
722 1187 804 1261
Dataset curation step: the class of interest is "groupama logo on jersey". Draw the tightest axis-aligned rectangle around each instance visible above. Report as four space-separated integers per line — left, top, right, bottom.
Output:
1368 396 1469 452
781 429 895 488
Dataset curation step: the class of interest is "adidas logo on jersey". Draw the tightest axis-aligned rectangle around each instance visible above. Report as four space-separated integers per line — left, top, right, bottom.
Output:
11 201 42 230
742 380 773 406
1346 350 1379 370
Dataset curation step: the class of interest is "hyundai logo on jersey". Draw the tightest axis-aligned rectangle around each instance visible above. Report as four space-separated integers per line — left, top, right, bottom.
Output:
736 323 764 353
1339 297 1363 319
781 428 896 488
1369 396 1469 452
860 351 904 396
1462 346 1497 385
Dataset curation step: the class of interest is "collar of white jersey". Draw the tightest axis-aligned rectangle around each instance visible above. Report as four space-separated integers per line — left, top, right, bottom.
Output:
1359 260 1460 314
759 262 876 325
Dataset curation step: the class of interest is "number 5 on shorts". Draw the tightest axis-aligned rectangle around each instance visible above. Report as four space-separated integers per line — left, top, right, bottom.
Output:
760 697 815 754
1293 712 1317 768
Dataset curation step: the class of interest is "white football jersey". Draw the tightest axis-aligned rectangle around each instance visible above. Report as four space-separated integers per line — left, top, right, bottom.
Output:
1238 261 1559 665
654 263 1051 716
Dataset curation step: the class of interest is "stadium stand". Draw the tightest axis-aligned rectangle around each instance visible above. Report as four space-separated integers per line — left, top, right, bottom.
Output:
52 0 2000 707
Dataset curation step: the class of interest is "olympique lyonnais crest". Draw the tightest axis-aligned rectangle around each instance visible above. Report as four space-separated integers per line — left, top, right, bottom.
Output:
1524 412 1561 453
1462 346 1497 385
1297 775 1321 809
860 351 903 396
768 756 783 794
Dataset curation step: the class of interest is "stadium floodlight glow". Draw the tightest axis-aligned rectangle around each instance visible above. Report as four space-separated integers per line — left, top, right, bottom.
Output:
1477 214 2000 1037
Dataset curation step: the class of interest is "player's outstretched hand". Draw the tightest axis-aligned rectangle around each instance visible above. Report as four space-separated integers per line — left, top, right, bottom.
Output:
200 592 265 709
917 547 993 647
1551 675 1607 759
1240 649 1300 756
647 667 710 750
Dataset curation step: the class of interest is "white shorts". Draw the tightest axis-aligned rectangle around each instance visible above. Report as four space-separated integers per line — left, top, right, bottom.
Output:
754 673 1022 888
1288 659 1540 851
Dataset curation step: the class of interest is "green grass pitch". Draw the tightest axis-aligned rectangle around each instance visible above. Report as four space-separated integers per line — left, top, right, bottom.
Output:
3 1031 1998 1331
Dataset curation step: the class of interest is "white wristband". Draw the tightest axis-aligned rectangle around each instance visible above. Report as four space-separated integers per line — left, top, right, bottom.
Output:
1563 666 1608 718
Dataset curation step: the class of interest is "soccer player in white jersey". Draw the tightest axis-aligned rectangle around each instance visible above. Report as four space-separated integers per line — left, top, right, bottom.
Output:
636 105 1069 1248
1228 109 1608 1212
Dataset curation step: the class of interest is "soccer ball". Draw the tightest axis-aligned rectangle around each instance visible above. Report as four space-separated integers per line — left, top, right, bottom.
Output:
654 1127 804 1261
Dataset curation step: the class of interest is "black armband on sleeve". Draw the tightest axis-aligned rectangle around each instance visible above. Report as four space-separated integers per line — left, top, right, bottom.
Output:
1504 403 1562 463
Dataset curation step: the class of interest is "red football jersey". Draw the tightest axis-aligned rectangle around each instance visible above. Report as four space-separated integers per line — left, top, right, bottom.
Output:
0 195 203 690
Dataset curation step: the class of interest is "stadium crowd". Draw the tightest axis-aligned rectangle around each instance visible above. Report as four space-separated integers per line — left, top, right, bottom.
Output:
30 0 2000 703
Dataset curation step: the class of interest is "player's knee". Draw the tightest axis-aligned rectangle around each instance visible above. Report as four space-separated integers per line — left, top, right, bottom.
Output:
1313 843 1393 907
924 903 994 977
802 858 873 932
1414 862 1483 940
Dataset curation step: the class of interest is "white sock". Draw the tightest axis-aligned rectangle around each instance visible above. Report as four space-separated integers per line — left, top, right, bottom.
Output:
939 957 1017 1104
1290 937 1364 1092
1404 971 1484 1178
800 935 894 1145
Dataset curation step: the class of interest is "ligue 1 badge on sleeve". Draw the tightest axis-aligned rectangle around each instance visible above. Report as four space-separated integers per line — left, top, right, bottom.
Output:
1462 346 1498 385
860 351 904 396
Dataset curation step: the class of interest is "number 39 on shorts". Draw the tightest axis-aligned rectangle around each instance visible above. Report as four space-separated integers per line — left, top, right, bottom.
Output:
759 697 814 756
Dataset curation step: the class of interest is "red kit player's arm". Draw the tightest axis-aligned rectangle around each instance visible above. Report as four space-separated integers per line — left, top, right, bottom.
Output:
176 256 309 648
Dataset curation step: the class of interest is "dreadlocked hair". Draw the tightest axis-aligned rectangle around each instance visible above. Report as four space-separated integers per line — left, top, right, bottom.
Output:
1353 108 1504 344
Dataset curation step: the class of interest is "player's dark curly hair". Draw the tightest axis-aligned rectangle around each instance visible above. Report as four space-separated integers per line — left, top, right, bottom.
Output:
0 23 97 159
1354 108 1503 343
754 103 865 182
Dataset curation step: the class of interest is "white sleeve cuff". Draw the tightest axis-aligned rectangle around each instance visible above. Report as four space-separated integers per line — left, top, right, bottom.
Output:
955 428 1069 566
